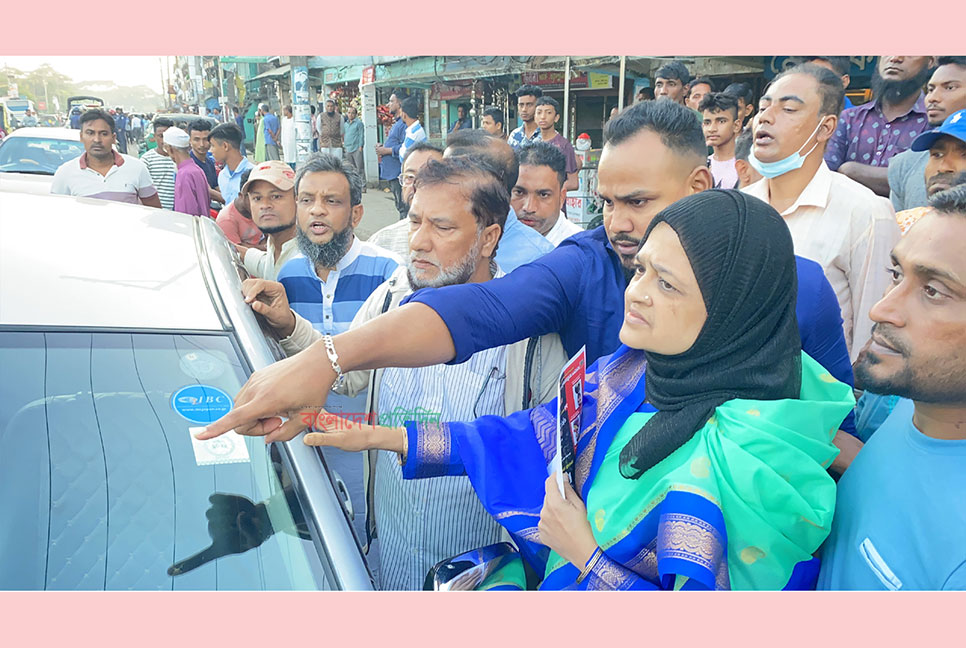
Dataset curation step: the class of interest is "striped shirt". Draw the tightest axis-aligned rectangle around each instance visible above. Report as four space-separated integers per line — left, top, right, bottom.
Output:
398 120 427 162
50 151 158 204
140 148 177 209
374 341 508 590
277 237 400 335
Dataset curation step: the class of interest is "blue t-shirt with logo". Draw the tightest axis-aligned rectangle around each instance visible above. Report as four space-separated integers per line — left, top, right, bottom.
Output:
818 397 966 590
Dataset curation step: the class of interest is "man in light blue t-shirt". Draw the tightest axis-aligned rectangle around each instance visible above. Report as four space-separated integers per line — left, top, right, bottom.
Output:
818 186 966 591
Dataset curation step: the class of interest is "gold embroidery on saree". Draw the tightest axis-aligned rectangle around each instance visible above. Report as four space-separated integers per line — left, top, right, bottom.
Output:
416 422 451 465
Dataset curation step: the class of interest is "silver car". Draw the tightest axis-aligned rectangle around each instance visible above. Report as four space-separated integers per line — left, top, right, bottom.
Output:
0 192 373 590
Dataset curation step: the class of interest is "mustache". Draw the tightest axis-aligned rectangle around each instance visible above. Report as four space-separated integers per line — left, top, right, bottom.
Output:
610 233 642 250
927 170 966 189
871 323 910 356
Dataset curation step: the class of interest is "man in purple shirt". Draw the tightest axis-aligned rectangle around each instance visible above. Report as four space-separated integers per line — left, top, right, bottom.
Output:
824 56 932 196
163 127 211 217
534 96 578 191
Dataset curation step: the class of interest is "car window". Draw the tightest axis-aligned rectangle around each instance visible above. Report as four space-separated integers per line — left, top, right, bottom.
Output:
0 137 85 174
0 331 330 590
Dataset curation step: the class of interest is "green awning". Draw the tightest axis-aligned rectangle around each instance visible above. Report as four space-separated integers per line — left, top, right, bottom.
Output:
218 56 272 64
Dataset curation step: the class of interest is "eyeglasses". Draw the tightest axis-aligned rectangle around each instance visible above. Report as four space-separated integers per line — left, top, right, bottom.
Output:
399 172 417 187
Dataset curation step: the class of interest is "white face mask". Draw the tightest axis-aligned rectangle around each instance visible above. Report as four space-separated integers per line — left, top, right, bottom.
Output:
749 116 828 179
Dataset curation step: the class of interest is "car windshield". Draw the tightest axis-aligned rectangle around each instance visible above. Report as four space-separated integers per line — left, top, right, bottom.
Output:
0 137 85 174
0 331 330 590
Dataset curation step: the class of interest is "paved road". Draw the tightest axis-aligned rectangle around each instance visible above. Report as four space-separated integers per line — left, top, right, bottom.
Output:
357 186 403 241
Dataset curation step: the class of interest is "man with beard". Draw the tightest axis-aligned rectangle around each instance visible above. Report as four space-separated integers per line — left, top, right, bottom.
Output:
164 126 211 218
825 56 933 196
240 156 567 589
894 109 966 234
237 161 300 280
889 57 966 211
817 184 966 591
317 99 345 161
276 153 400 337
197 100 858 462
744 64 900 362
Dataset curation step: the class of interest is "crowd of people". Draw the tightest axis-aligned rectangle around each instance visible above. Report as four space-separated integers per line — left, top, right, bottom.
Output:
43 54 966 591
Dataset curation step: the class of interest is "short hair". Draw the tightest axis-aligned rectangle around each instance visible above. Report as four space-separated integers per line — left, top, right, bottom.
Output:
400 96 420 119
415 156 509 235
805 56 850 77
654 61 692 85
516 140 567 188
535 96 560 113
458 103 470 113
937 56 966 69
403 140 444 164
772 63 845 117
603 100 707 161
929 182 966 216
259 103 270 112
79 109 115 133
294 152 364 207
734 130 754 162
283 104 293 113
239 168 253 191
209 122 243 150
515 84 543 101
690 77 714 93
482 107 504 127
698 92 739 120
188 118 213 134
153 117 174 130
722 81 754 105
446 130 519 193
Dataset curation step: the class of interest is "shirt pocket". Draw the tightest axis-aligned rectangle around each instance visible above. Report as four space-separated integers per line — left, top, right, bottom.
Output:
858 536 903 590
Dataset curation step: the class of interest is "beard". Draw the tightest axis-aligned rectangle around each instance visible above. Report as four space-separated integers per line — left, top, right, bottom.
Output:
258 219 296 235
407 237 482 290
296 222 354 269
871 66 931 104
854 324 966 403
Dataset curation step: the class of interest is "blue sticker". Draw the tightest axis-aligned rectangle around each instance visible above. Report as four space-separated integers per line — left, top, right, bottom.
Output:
170 385 233 424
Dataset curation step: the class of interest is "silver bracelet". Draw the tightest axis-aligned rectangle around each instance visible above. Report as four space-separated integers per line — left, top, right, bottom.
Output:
323 334 345 389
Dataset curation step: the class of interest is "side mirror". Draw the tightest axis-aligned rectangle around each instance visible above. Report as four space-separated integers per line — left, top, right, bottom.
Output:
423 542 526 591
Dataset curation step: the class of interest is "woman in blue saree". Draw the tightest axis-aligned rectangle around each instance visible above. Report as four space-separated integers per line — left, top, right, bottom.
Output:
306 190 855 590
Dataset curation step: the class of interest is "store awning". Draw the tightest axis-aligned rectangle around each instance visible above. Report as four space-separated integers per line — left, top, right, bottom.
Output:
219 56 272 64
250 64 291 81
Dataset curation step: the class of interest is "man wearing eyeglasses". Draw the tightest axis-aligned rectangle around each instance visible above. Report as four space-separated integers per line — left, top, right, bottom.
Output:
369 141 445 258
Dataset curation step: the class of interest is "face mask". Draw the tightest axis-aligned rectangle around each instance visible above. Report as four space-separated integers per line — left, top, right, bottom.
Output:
748 117 827 179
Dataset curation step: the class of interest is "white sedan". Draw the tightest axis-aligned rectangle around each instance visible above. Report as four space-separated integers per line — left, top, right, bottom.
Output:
0 127 84 195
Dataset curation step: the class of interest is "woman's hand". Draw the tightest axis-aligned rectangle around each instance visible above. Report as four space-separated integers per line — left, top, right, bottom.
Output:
538 475 599 569
304 409 405 454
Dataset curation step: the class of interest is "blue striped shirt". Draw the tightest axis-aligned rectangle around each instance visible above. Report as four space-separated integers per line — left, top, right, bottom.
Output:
277 237 400 335
399 120 427 162
374 344 508 590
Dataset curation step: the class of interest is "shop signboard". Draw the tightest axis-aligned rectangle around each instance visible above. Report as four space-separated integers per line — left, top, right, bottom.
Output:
361 66 376 85
521 71 612 90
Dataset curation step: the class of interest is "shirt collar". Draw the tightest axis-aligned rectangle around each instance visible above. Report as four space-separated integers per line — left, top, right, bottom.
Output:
79 150 124 169
335 235 362 272
872 92 928 120
746 161 833 216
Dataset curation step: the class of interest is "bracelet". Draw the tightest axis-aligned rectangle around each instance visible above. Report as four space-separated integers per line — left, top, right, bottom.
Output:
322 334 345 389
397 427 409 466
575 547 603 585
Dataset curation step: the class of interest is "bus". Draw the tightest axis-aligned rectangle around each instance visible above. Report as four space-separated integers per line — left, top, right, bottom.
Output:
3 97 35 127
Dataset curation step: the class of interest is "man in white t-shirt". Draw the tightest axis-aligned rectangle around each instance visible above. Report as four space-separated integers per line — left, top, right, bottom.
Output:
700 92 742 189
281 105 297 169
51 108 161 207
511 141 583 247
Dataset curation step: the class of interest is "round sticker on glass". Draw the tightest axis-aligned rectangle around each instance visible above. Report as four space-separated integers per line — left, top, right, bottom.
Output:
170 385 233 424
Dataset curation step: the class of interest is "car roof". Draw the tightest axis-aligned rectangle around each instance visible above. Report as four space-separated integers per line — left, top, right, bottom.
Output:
0 192 226 331
4 127 80 141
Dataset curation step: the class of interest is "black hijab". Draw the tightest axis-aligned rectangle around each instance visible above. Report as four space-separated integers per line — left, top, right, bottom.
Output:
619 189 803 480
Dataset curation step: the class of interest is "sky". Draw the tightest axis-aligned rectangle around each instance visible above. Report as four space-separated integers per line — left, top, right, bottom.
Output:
0 56 170 93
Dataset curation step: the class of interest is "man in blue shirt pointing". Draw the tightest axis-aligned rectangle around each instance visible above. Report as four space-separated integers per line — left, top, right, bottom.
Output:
199 100 856 455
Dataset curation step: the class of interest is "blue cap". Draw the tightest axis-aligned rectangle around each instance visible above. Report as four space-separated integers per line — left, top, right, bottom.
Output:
911 109 966 151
